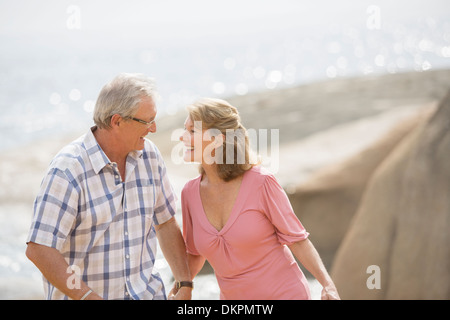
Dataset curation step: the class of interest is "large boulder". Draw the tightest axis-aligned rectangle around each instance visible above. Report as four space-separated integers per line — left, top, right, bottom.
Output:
287 105 435 268
331 89 450 299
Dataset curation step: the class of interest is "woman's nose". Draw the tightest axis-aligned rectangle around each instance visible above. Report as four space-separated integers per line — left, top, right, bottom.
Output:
180 130 188 142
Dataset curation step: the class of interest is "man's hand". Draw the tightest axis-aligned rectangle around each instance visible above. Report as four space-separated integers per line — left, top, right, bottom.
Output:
168 284 192 300
155 217 192 300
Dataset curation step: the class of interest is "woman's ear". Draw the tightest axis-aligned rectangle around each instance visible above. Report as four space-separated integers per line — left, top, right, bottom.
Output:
203 128 224 147
202 129 225 165
212 133 225 148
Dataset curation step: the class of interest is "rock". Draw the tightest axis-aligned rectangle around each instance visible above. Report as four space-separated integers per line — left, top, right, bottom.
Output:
286 104 436 269
331 89 450 299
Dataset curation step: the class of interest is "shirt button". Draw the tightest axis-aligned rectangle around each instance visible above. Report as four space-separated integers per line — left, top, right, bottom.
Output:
126 254 130 259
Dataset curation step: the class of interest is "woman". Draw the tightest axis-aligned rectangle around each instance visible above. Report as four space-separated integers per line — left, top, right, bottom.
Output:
176 98 340 300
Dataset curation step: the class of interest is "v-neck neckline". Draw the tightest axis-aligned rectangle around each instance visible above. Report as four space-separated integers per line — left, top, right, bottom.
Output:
196 169 250 234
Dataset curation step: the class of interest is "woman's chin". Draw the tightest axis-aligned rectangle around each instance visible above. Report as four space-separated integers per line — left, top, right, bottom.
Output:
182 153 195 163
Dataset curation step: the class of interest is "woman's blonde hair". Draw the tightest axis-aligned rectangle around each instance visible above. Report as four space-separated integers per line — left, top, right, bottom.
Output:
187 98 259 182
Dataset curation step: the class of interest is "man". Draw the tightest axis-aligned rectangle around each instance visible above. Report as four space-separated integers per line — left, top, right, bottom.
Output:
26 73 192 300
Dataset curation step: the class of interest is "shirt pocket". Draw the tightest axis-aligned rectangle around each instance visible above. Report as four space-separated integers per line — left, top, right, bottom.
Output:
125 177 151 206
134 179 155 219
123 179 155 238
139 179 156 238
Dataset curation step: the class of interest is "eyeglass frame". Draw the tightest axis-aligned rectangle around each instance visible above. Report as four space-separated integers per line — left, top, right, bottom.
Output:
128 116 156 127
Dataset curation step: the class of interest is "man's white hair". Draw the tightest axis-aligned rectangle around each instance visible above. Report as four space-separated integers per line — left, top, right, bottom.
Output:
93 73 158 129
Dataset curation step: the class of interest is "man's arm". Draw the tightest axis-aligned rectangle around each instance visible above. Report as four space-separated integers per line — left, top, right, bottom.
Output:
187 253 206 280
155 217 192 300
25 242 103 300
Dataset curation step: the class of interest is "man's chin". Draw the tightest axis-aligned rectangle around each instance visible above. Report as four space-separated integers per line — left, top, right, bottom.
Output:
133 138 146 151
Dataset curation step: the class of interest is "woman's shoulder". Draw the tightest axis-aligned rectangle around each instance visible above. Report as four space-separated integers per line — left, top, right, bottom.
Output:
181 175 202 194
246 165 276 185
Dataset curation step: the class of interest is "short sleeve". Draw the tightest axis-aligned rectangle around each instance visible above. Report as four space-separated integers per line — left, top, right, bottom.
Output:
181 186 200 256
260 174 309 245
27 168 79 251
152 146 177 225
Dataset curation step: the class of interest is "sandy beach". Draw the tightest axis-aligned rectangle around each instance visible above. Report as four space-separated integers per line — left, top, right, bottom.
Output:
1 69 449 299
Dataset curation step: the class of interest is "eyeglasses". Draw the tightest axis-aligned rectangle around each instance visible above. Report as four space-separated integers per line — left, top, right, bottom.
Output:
129 117 156 128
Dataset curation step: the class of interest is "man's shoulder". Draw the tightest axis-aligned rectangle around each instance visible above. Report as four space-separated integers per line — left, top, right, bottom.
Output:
49 136 88 174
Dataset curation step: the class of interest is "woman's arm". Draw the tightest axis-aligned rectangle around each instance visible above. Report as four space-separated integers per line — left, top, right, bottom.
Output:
288 238 340 300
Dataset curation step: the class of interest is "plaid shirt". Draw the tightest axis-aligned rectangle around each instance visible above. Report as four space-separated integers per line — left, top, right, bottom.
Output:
27 127 176 300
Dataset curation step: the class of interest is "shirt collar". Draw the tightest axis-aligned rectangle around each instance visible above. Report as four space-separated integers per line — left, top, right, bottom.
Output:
83 126 144 174
83 126 111 174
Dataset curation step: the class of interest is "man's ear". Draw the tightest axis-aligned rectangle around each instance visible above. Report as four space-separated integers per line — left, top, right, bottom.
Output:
110 114 123 128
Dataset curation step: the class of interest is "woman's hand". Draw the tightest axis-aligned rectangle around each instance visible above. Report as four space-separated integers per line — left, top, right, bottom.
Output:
288 239 341 300
321 285 340 300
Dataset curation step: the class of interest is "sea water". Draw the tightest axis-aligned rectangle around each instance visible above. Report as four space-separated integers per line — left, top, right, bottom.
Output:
1 0 450 299
1 1 450 151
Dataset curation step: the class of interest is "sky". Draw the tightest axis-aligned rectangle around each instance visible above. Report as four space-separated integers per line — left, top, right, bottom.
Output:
1 0 449 41
0 0 449 133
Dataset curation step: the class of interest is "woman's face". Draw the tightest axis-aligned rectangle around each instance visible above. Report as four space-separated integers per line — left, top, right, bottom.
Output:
180 116 204 163
180 116 222 164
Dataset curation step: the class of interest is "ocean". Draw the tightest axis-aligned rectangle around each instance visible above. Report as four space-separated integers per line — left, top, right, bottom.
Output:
1 0 450 151
1 0 450 299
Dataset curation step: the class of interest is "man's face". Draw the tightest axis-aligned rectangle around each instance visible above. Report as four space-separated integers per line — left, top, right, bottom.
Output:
120 96 157 152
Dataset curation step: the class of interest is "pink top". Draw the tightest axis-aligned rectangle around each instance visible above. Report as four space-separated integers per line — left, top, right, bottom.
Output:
181 166 311 300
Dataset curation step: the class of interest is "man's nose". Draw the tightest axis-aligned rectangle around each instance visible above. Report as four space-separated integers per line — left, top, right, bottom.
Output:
148 123 156 134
